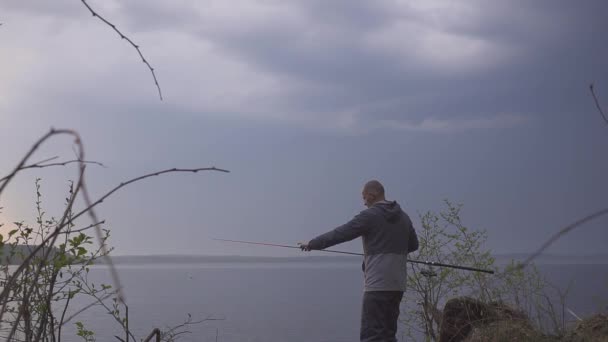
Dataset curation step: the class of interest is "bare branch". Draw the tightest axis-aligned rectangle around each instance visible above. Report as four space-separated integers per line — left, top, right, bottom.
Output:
80 0 163 100
59 220 106 235
70 167 230 223
161 314 225 340
519 207 608 268
0 129 79 199
459 84 608 308
37 159 105 169
0 128 83 325
57 292 113 327
57 292 72 340
0 159 105 183
0 128 229 340
75 166 229 304
30 156 60 165
0 129 94 340
590 83 608 126
2 162 227 324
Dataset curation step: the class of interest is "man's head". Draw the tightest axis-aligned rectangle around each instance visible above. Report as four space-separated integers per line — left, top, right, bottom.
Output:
362 180 386 207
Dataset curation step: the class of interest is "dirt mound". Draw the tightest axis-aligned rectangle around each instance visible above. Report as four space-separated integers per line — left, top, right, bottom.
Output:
437 297 608 342
438 297 544 342
465 319 556 342
564 314 608 342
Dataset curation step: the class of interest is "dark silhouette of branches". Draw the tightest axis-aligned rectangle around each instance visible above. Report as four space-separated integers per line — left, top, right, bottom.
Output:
70 167 229 224
145 314 225 342
76 165 229 304
590 83 607 126
79 0 163 100
0 156 105 183
520 208 608 268
0 128 229 340
512 84 608 269
143 328 161 342
58 220 106 234
517 84 608 268
0 129 81 197
458 207 608 322
455 84 608 312
57 292 114 328
1 129 86 340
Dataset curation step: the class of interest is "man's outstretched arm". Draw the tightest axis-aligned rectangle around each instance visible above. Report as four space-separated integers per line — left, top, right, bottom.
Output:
300 211 371 251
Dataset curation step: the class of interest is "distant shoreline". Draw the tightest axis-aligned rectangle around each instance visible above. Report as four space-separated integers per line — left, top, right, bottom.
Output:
93 253 608 265
4 244 606 265
94 255 361 265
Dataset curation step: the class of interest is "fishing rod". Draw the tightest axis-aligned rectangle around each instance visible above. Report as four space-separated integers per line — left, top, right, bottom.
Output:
212 238 495 274
212 238 362 256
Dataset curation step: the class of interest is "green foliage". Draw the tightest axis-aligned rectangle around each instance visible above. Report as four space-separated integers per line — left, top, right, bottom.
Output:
402 200 496 340
0 179 198 341
0 179 117 341
402 200 570 341
75 321 96 342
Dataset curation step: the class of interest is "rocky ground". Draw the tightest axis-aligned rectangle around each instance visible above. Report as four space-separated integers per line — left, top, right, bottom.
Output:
437 297 608 342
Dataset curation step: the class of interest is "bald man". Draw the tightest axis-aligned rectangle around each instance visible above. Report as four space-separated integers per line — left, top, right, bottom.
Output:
299 180 418 342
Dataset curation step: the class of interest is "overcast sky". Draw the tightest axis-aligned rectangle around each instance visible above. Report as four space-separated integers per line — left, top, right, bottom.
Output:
1 0 607 257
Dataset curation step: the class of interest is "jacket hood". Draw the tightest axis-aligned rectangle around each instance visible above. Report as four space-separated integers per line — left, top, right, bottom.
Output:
372 200 403 223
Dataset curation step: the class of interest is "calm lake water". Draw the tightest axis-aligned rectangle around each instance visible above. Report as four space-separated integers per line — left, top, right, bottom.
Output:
54 262 607 342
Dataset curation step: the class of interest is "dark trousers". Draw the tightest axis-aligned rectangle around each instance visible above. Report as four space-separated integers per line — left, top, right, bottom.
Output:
360 291 404 342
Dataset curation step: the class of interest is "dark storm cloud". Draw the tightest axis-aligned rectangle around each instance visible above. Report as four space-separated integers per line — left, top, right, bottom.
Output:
2 1 607 256
128 0 606 126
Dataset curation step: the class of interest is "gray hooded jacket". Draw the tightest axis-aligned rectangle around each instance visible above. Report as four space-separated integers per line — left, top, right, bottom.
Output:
308 201 418 292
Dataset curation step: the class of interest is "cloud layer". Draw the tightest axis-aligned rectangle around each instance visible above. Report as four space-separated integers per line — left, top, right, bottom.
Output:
4 0 590 132
1 1 607 256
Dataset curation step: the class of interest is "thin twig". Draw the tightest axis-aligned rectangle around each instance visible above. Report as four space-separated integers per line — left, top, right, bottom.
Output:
1 131 107 342
0 128 81 323
457 207 608 312
58 293 113 327
75 166 229 304
80 0 163 100
162 314 225 340
80 180 123 304
590 83 608 126
30 156 59 165
37 159 104 169
0 159 105 183
58 220 106 235
520 208 608 268
1 129 230 340
70 167 230 224
0 129 77 198
74 279 138 342
2 162 227 326
57 292 72 340
6 137 86 341
0 129 227 327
